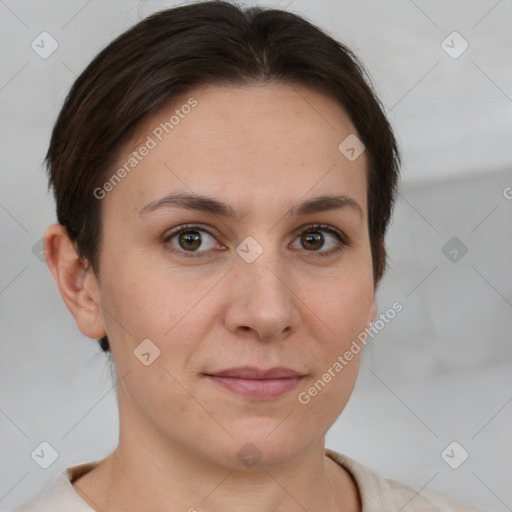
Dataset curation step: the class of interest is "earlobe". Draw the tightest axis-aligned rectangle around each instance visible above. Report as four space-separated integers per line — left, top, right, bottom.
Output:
368 295 378 325
43 223 106 339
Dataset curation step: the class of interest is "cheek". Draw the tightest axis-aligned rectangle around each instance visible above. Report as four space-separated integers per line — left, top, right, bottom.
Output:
295 284 370 431
315 268 374 341
97 252 217 393
115 354 203 444
98 250 198 339
295 266 371 355
302 269 373 399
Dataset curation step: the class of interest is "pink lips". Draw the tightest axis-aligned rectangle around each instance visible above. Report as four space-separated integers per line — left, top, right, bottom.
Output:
205 366 305 399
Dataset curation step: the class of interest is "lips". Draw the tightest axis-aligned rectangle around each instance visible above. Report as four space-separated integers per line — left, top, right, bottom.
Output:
204 366 306 399
206 366 304 379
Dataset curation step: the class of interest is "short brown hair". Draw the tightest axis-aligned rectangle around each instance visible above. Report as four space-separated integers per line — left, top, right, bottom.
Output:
45 0 400 352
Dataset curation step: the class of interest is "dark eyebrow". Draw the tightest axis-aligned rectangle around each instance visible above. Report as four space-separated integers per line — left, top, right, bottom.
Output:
139 192 363 220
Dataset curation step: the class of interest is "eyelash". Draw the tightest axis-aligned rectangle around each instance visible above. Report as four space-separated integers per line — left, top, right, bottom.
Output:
162 223 350 259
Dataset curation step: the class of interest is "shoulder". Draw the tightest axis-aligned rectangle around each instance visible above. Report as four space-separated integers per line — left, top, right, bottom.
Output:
325 448 488 512
12 460 100 512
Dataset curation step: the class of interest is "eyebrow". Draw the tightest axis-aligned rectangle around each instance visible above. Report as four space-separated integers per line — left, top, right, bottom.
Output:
139 191 363 220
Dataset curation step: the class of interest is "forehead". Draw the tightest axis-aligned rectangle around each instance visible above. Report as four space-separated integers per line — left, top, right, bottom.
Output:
104 82 368 218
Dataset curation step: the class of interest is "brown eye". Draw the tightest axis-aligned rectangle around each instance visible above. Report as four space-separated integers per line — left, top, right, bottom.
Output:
301 231 325 251
164 223 348 259
291 224 348 257
164 225 220 257
177 231 202 251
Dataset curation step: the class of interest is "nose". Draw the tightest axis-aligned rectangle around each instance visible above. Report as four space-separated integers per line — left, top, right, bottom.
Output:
223 243 301 341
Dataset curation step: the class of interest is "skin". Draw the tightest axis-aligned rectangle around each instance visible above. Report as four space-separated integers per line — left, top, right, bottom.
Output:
45 82 378 512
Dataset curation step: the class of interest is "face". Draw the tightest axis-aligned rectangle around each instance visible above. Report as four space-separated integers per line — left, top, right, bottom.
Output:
87 83 377 468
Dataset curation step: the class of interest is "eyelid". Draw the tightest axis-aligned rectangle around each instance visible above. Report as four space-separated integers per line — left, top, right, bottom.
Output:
291 223 349 245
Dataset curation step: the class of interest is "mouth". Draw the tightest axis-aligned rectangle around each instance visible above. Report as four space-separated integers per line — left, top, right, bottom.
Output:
204 366 306 400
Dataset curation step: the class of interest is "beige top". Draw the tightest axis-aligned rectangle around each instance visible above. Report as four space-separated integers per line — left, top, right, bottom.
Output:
14 448 486 511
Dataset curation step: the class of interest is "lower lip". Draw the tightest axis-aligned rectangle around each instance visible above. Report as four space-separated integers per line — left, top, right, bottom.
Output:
206 375 304 399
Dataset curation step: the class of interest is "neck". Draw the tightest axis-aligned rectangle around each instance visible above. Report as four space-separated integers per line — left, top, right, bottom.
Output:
73 427 360 512
73 392 361 512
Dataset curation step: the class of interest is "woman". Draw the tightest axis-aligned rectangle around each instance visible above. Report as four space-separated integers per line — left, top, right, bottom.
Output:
15 1 485 510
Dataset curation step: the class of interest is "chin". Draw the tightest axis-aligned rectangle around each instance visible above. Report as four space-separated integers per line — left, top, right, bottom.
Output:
210 429 313 470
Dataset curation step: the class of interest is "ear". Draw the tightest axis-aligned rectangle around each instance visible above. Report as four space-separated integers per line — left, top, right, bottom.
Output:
43 223 106 339
368 294 378 325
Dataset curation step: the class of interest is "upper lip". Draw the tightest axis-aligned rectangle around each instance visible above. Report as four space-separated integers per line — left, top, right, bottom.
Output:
206 366 304 379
